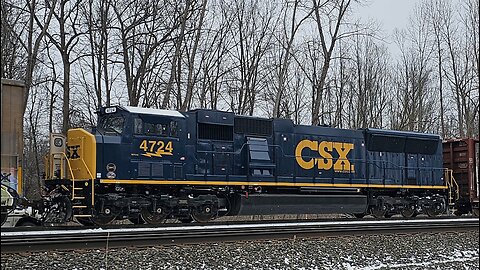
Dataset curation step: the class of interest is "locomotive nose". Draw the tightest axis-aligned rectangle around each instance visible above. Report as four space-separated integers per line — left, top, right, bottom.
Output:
67 128 97 180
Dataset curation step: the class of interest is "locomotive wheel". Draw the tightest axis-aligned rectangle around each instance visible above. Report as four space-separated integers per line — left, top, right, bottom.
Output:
426 202 444 217
76 217 94 226
191 205 216 223
371 204 387 218
141 207 167 225
426 208 439 217
43 195 73 223
401 205 416 218
91 214 116 226
384 213 394 218
353 213 365 218
91 207 117 226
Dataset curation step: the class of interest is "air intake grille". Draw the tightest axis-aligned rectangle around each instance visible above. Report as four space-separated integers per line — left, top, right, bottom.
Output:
234 117 272 136
198 123 233 141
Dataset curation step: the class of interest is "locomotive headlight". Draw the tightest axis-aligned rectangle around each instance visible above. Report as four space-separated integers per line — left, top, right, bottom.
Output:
105 107 117 114
106 163 117 172
106 171 116 179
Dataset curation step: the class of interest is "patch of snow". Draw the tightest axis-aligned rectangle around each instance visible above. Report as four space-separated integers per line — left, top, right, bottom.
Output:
356 249 479 270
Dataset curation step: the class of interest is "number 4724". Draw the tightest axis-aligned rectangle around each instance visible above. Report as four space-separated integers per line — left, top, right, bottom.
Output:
139 140 173 154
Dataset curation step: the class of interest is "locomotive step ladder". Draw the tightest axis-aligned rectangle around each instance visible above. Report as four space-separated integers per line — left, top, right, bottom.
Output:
71 178 94 218
445 169 459 213
45 135 96 220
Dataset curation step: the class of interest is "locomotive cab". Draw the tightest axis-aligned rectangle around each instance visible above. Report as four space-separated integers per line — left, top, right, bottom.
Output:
43 106 191 225
95 106 187 182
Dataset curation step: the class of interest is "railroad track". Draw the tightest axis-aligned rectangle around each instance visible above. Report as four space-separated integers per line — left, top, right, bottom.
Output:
1 218 478 253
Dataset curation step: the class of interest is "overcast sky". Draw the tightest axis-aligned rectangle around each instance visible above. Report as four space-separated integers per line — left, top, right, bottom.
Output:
355 0 423 55
358 0 422 34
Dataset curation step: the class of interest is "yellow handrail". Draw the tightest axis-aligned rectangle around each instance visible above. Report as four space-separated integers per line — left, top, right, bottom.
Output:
46 152 76 200
444 169 459 206
45 135 95 213
47 152 76 182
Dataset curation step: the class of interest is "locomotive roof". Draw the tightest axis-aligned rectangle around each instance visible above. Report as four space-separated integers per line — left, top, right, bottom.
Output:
365 128 441 140
122 106 185 118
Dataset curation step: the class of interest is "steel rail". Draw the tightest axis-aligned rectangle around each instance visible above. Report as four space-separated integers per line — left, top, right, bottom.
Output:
1 215 471 232
1 218 478 253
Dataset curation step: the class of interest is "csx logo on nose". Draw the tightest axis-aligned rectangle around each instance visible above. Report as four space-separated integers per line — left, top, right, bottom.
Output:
66 145 80 159
295 140 354 173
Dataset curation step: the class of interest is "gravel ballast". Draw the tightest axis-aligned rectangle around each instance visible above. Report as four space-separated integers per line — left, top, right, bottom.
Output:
2 230 478 270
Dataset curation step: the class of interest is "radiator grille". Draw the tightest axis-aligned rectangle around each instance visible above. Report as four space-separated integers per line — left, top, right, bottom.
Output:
234 117 272 136
198 123 233 141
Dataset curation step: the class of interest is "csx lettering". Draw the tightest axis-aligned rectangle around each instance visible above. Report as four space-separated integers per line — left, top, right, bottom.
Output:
139 140 173 158
66 145 80 159
295 140 355 173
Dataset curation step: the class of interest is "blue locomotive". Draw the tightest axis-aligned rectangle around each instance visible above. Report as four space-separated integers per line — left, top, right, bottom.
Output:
43 106 449 225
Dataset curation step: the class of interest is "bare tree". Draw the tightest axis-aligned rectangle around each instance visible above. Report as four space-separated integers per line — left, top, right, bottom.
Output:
334 33 390 129
112 0 185 107
1 0 25 79
181 0 208 111
425 0 448 137
162 0 193 109
185 0 235 110
310 0 353 125
80 0 113 109
34 0 85 133
461 0 479 138
1 0 56 116
390 13 437 132
271 0 312 118
226 0 277 115
439 1 478 137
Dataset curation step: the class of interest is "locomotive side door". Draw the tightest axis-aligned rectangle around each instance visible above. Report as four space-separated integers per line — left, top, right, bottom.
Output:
405 154 418 185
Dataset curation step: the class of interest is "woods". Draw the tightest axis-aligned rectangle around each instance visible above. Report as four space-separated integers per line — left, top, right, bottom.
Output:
1 0 479 195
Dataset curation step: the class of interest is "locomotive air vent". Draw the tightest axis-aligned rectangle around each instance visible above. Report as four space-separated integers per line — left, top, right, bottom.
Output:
198 123 233 141
234 117 272 137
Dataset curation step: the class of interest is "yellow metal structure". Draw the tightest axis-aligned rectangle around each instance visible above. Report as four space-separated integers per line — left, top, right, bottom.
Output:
66 129 96 180
445 169 459 208
66 129 96 212
44 129 96 217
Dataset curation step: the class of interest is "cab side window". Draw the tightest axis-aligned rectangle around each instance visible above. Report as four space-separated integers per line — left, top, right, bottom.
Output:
134 118 143 134
134 117 178 137
145 123 167 136
170 121 178 137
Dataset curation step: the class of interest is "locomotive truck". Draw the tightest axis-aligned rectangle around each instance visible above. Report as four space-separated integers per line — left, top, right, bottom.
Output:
39 105 467 225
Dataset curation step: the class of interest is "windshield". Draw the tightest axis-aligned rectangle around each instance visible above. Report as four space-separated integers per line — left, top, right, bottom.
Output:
99 115 125 135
